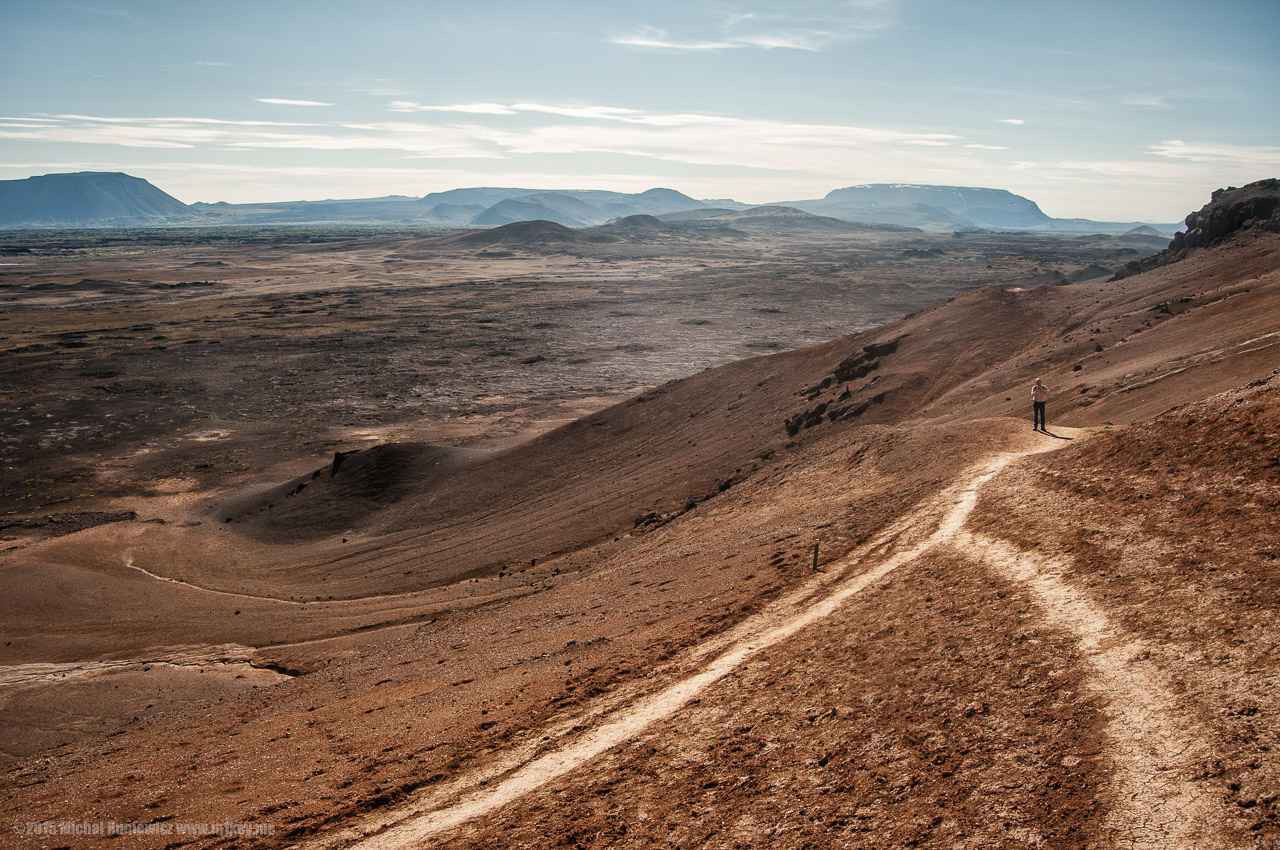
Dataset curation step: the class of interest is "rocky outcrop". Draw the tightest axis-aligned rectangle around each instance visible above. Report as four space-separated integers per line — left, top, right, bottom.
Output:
1113 178 1280 279
785 336 904 436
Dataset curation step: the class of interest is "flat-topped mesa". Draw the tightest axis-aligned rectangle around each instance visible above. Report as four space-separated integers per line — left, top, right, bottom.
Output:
1113 178 1280 279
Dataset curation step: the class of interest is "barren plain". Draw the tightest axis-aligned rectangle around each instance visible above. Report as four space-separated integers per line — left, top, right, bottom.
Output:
2 208 1279 848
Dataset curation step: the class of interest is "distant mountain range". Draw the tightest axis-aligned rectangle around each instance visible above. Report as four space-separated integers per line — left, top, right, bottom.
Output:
0 171 1181 235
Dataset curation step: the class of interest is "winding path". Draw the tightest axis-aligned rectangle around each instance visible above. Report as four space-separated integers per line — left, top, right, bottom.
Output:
301 429 1222 849
955 531 1220 848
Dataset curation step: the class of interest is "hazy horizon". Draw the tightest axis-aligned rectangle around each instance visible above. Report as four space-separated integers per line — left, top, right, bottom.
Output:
2 0 1277 222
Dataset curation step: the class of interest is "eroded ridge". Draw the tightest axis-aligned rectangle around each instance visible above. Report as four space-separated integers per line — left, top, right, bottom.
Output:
954 531 1223 849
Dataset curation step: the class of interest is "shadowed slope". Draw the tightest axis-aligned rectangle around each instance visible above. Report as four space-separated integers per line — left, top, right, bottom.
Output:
217 443 475 543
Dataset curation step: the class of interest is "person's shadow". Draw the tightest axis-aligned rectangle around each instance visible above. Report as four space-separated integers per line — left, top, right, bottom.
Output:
1041 429 1073 440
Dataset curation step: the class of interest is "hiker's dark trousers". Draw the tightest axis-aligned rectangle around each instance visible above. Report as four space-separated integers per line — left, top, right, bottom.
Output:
1033 401 1046 430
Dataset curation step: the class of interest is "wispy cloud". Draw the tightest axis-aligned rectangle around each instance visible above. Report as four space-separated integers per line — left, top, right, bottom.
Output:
390 102 518 115
257 98 334 107
512 103 648 121
0 114 326 150
612 0 899 52
55 114 315 127
1148 139 1280 167
610 27 740 51
1122 94 1173 108
0 113 501 158
446 105 961 176
0 105 964 178
998 118 1026 125
966 143 1009 150
69 4 140 23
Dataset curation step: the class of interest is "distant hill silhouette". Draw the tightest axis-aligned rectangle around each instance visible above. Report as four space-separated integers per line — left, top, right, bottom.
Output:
0 172 198 228
602 213 666 230
415 187 710 229
654 207 741 222
593 214 674 236
709 205 916 234
576 187 707 219
470 193 609 228
0 171 1183 234
782 184 1050 230
416 201 485 224
438 219 599 249
1124 224 1171 238
192 194 425 226
656 205 916 235
779 183 1178 234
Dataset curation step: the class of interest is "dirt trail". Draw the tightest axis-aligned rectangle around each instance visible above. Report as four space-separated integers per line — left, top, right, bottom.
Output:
954 531 1223 849
121 553 309 604
307 433 1114 850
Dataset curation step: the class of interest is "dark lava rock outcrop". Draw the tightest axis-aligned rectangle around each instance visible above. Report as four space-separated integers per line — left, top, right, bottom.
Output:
1113 178 1280 279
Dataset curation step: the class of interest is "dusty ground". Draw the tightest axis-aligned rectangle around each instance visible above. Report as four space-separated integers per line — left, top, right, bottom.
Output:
1 222 1278 848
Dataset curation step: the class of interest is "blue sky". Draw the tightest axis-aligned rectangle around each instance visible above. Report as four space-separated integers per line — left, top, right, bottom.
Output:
1 0 1276 221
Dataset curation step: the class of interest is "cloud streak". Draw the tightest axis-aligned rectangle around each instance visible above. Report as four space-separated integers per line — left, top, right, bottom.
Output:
610 27 741 51
1149 139 1280 167
0 105 962 177
390 102 518 115
257 98 334 107
612 0 899 52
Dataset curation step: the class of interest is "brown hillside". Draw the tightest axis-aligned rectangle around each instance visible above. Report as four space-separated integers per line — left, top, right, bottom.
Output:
2 207 1279 847
20 228 1279 664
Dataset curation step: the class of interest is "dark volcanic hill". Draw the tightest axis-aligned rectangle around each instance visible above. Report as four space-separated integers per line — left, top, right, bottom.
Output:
1113 178 1280 279
437 218 600 249
0 171 199 228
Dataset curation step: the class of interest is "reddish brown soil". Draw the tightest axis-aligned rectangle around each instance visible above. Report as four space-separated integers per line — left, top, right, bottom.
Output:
970 372 1280 846
0 226 1277 848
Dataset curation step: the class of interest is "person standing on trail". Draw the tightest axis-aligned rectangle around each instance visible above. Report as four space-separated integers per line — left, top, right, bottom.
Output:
1031 378 1049 431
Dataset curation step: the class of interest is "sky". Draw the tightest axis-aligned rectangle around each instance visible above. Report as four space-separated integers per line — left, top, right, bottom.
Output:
1 0 1277 222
